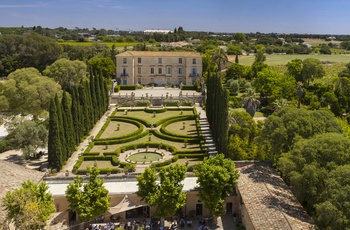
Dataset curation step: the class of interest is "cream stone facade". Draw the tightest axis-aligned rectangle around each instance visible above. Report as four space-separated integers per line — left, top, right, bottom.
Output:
116 51 202 86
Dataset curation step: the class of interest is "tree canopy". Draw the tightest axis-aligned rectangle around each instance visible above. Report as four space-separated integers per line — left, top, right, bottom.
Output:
2 180 55 229
258 107 343 163
136 165 187 219
87 57 116 79
0 32 63 76
65 167 110 222
0 67 62 115
195 154 239 217
43 58 87 91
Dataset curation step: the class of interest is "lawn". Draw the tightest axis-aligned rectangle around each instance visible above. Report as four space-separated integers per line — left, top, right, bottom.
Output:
164 120 198 136
115 109 194 126
99 121 139 139
234 54 350 66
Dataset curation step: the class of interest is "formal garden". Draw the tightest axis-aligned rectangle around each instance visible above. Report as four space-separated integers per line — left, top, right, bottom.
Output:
73 107 206 174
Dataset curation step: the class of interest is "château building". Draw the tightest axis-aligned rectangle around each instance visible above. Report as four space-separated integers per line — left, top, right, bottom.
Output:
116 51 202 86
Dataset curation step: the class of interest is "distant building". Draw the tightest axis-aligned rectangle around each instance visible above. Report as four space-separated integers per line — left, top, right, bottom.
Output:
143 30 172 35
115 51 202 86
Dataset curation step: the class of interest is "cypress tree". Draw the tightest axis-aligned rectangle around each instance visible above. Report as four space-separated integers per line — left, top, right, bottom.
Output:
55 95 67 164
78 82 89 135
89 70 98 124
48 97 63 170
71 87 82 144
94 71 102 117
62 91 76 155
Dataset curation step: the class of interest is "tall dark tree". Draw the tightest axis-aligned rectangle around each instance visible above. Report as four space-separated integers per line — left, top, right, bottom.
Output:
62 91 76 155
55 95 67 163
48 98 63 170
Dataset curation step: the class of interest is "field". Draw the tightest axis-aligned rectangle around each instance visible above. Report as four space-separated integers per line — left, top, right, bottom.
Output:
58 41 158 48
233 54 350 66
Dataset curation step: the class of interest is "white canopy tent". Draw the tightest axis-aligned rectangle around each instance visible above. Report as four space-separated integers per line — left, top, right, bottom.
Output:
109 195 146 214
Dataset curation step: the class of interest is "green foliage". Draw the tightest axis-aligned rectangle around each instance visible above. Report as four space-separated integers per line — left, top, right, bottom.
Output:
259 107 343 164
278 133 350 229
195 154 239 217
43 58 87 91
137 165 187 218
163 99 180 106
301 58 326 87
181 85 198 90
11 120 48 159
87 57 116 79
225 63 248 81
2 180 55 229
0 33 63 76
135 100 151 107
0 68 62 115
65 167 110 222
0 139 11 153
119 85 136 90
211 48 228 71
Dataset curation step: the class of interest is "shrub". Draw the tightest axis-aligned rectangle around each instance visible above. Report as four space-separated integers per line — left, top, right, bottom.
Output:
163 100 179 106
0 140 11 153
144 107 167 113
182 85 197 90
120 85 136 90
114 85 120 92
183 100 194 106
135 100 151 107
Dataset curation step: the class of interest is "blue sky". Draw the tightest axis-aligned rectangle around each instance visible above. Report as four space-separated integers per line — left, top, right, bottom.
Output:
1 0 350 34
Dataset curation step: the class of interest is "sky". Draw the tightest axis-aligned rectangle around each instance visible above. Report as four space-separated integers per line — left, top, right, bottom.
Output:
1 0 350 34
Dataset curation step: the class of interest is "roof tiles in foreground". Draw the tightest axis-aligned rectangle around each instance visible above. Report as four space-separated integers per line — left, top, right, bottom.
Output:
236 162 314 230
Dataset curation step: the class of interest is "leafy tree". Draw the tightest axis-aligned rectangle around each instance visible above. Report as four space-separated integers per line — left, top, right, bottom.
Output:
227 45 242 55
2 180 55 229
233 32 246 42
136 165 187 220
286 58 303 82
225 63 247 81
211 48 228 71
301 58 325 87
87 57 116 79
10 120 48 159
319 44 331 54
258 107 342 163
43 58 87 91
195 154 239 217
278 133 350 218
0 32 63 76
340 41 350 50
0 68 62 116
66 167 110 222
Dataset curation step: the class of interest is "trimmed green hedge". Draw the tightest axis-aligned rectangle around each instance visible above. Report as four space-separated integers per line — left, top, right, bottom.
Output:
163 100 179 106
95 117 143 141
113 115 151 127
120 85 136 90
135 100 151 107
94 130 150 145
152 129 199 143
160 115 198 138
150 155 178 168
144 107 167 113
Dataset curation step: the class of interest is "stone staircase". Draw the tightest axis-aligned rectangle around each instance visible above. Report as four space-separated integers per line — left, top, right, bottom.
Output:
198 109 218 156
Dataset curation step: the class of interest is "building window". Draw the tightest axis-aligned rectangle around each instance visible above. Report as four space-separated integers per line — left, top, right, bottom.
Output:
192 68 197 75
122 68 127 76
138 67 141 74
150 67 154 74
158 58 162 64
158 68 162 74
192 58 196 64
178 67 183 74
138 57 141 64
123 58 127 64
167 67 171 75
150 78 154 84
167 78 171 84
179 58 182 64
138 77 141 84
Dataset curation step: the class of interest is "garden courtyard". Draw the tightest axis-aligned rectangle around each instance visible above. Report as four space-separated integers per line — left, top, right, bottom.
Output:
72 106 207 175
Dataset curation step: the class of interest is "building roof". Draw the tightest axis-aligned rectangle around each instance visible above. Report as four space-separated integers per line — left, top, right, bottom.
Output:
0 160 44 223
236 162 313 230
116 51 201 58
46 176 199 197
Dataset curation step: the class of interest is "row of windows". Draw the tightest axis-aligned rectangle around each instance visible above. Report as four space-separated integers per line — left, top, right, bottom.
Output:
137 67 197 75
123 67 197 75
123 57 197 64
